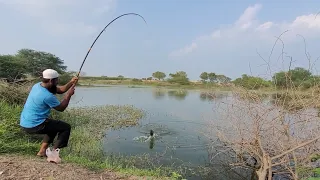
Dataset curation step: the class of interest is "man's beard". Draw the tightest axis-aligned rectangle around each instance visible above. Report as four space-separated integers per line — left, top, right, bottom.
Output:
48 85 57 94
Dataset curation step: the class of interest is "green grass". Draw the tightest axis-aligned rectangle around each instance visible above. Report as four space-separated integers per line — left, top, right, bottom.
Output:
0 101 183 179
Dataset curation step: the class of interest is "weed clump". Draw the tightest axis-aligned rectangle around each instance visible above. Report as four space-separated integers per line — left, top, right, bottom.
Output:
0 80 32 105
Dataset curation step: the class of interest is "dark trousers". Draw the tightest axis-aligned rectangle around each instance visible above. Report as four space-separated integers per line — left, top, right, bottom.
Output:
22 119 71 149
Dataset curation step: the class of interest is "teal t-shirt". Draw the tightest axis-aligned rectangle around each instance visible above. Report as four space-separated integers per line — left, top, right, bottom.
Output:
20 82 61 128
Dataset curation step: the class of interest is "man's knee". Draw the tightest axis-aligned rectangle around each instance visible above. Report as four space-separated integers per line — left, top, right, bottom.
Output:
67 123 71 131
56 120 71 131
63 122 71 131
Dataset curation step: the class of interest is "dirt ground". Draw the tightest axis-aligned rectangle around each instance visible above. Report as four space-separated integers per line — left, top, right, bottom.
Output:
0 155 160 180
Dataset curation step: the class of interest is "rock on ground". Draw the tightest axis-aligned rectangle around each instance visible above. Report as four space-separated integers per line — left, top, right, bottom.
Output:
0 155 158 180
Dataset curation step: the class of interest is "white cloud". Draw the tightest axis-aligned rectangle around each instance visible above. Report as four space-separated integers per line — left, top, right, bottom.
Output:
169 42 198 57
0 0 117 36
235 4 262 29
256 22 273 31
169 4 320 58
290 14 320 29
93 5 113 17
211 30 221 39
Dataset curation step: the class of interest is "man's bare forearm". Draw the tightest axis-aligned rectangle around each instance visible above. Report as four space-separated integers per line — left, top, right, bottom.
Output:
61 93 72 109
57 81 74 94
63 81 74 91
55 94 72 112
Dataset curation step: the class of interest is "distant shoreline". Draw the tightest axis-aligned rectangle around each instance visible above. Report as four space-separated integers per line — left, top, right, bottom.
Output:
77 79 233 90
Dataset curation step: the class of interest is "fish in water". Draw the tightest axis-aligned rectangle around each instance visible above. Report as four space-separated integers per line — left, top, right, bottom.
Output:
133 129 156 142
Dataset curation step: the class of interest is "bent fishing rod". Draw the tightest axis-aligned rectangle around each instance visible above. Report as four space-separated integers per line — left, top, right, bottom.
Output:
75 13 147 80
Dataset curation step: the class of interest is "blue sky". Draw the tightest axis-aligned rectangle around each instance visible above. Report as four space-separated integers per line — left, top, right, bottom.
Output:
1 0 320 80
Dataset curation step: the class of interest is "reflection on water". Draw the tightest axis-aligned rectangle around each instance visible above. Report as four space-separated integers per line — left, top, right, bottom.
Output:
152 89 166 99
205 144 255 180
199 92 215 101
152 89 230 103
149 138 155 149
199 92 230 102
152 89 189 101
167 90 188 100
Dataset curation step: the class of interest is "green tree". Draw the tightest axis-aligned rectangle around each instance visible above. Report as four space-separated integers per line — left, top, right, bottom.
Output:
273 67 312 88
272 71 288 88
58 71 74 85
152 71 166 80
169 71 187 78
290 67 312 81
208 72 216 83
200 72 208 82
233 74 271 89
16 48 67 77
0 55 27 81
167 71 190 85
216 74 231 84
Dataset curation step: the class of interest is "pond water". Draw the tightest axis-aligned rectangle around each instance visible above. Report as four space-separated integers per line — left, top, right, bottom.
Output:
67 85 320 180
69 86 247 179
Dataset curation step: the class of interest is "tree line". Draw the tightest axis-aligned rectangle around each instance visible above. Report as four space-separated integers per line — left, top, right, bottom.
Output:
148 71 232 85
148 67 320 89
232 67 320 89
0 49 70 84
1 49 319 89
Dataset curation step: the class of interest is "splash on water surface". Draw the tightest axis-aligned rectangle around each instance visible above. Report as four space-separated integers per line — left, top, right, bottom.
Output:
137 123 174 136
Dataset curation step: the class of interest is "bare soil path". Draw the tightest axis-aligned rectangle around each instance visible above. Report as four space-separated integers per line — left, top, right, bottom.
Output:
0 155 161 180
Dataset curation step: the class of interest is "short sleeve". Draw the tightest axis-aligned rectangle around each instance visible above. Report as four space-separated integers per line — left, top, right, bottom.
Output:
44 94 61 108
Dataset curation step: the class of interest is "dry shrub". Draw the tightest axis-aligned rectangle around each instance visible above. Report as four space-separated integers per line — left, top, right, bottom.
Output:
203 29 320 179
205 82 320 180
0 80 33 105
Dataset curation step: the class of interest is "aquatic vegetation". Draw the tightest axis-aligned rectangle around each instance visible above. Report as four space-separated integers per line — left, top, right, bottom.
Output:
66 105 144 134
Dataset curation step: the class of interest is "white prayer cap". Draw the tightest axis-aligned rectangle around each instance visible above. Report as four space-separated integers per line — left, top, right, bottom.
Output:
42 69 59 79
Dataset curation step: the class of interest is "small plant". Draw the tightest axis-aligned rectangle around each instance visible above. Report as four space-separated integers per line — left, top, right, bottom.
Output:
170 172 186 180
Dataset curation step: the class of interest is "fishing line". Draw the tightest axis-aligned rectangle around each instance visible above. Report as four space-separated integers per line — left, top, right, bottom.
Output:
76 13 148 78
